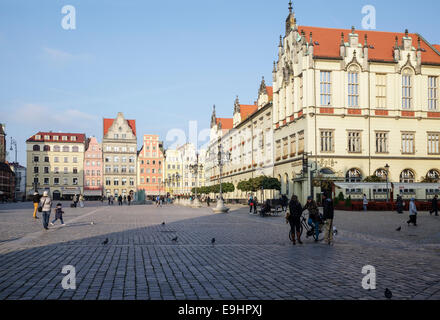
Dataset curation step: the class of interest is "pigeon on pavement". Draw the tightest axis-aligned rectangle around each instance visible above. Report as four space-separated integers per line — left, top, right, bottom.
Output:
172 236 178 242
211 238 215 244
396 226 401 232
161 222 165 225
384 288 392 299
102 238 109 245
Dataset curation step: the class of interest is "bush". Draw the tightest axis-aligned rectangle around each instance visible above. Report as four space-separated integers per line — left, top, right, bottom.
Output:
337 192 345 202
344 195 352 207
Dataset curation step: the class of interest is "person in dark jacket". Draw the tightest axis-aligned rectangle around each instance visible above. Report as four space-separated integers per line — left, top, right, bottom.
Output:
322 193 334 245
50 203 65 226
32 192 41 219
396 195 404 214
430 195 438 216
303 196 320 242
118 195 123 206
287 195 303 245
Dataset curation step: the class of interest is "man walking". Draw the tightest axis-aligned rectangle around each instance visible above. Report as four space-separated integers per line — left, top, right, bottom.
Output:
32 192 40 219
73 194 78 208
407 198 418 226
430 195 438 216
39 191 52 230
322 193 334 245
287 195 303 245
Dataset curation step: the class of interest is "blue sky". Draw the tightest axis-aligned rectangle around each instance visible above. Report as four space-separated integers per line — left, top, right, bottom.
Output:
1 0 439 165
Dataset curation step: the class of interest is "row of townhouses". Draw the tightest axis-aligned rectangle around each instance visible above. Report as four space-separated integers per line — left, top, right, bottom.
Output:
204 3 440 204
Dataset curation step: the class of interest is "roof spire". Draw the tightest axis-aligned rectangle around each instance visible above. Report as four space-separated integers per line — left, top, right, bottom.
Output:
288 1 293 13
273 61 277 73
279 35 283 47
417 36 422 51
395 35 399 49
351 26 355 34
405 29 409 37
309 32 314 46
364 34 368 48
340 32 345 46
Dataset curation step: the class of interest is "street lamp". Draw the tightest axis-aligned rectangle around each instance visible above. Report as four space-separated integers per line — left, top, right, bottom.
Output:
189 153 203 207
213 137 231 213
385 163 390 203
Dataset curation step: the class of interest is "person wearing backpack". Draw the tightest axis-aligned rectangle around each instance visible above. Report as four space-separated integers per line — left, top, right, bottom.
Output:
32 192 41 219
39 191 52 230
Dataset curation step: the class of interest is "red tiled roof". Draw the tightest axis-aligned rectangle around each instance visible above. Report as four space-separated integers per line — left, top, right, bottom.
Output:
216 118 233 130
103 118 136 136
266 86 273 99
298 26 440 64
26 132 86 143
240 104 258 121
434 44 440 52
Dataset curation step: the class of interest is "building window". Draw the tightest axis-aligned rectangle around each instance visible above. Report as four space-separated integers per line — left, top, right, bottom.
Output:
428 133 440 154
73 167 78 174
105 165 111 173
122 178 127 186
298 131 304 154
64 157 68 163
54 178 59 185
348 131 361 153
73 157 78 163
43 145 50 152
33 145 40 151
122 166 127 173
320 130 334 152
114 156 119 163
114 179 119 186
289 135 296 156
34 167 39 173
345 168 362 194
114 134 119 139
33 156 39 162
400 169 415 183
401 132 415 154
113 166 119 173
375 132 388 153
282 138 288 157
54 167 59 174
106 178 111 186
44 167 49 174
54 145 60 152
86 180 90 186
402 73 412 109
275 140 281 160
129 178 134 186
62 146 69 152
63 178 68 185
129 166 135 173
72 178 78 185
64 167 68 174
428 76 438 110
320 71 331 106
299 75 303 109
376 73 387 109
72 146 79 152
348 69 359 107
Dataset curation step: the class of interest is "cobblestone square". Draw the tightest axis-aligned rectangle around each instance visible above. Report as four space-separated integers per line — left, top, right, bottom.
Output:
0 202 439 300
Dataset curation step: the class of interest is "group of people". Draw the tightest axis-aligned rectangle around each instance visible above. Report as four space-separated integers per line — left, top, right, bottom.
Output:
107 194 132 206
32 191 65 230
71 194 85 208
286 194 334 246
396 194 439 226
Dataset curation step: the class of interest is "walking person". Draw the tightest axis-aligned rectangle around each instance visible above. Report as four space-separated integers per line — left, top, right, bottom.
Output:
287 195 303 245
39 191 52 230
363 194 368 212
303 196 320 242
32 192 41 219
50 203 65 226
73 194 78 208
407 198 418 226
79 194 84 208
396 195 404 214
248 195 254 213
206 196 210 207
118 195 123 206
430 195 438 216
108 196 111 205
127 194 131 206
322 193 334 245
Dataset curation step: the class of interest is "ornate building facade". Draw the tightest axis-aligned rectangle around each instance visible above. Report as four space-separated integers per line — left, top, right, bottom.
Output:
102 113 137 199
83 137 103 199
164 148 183 195
271 3 440 202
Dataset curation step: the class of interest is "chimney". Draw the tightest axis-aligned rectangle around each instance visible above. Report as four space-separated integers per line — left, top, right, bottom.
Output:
340 32 346 57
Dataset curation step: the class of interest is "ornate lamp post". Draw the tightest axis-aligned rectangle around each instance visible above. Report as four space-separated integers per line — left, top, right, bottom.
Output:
189 153 203 207
213 137 231 213
385 163 390 203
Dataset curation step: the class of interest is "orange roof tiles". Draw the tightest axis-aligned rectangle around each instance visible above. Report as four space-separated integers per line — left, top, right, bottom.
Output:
26 132 86 143
240 104 258 121
216 118 233 130
434 44 440 52
266 86 273 99
298 26 440 64
103 118 136 136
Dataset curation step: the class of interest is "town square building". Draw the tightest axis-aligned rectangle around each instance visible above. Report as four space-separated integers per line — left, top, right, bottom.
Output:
178 143 206 195
102 113 137 199
164 148 183 196
25 132 85 200
137 134 165 197
270 3 440 203
83 136 103 199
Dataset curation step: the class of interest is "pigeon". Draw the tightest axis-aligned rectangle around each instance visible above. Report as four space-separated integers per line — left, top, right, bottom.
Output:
161 222 165 225
333 227 338 236
102 238 109 245
91 221 95 225
211 238 216 244
396 226 402 232
172 236 178 242
384 288 392 299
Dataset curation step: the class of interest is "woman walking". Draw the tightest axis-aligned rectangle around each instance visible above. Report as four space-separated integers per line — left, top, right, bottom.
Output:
287 195 303 245
79 194 84 208
32 192 40 219
407 198 418 226
39 191 52 230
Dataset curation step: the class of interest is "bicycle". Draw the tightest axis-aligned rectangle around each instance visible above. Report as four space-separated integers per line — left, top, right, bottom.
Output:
289 213 324 242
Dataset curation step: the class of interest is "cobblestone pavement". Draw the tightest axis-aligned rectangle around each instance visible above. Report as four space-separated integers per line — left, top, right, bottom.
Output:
0 201 439 300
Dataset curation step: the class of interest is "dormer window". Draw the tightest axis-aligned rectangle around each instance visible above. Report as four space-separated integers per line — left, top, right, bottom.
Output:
71 136 76 141
53 136 59 141
35 135 41 140
62 136 67 141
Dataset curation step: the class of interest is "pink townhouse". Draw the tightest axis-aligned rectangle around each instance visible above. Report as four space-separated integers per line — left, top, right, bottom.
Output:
84 137 103 199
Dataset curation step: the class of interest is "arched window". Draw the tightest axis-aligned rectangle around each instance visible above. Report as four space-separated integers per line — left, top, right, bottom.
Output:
348 65 360 107
72 146 79 152
427 169 440 182
402 68 413 109
43 145 50 152
54 145 60 152
345 168 362 183
400 169 415 183
33 145 40 151
374 169 387 180
62 146 70 152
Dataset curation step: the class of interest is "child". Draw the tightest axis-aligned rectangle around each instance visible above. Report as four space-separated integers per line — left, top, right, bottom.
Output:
50 203 65 226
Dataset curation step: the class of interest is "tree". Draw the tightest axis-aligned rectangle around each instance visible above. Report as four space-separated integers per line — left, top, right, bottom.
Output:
363 175 385 182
